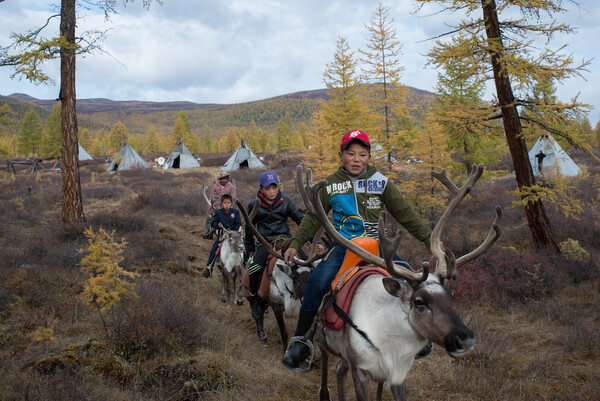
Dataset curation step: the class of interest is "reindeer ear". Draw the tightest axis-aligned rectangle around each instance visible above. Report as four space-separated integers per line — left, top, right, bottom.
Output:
382 277 413 301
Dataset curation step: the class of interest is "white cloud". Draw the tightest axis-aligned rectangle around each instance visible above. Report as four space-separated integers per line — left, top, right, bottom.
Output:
1 0 598 124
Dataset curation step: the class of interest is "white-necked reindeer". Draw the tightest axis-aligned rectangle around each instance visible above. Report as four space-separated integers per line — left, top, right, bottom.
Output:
237 199 326 352
214 227 245 309
296 164 501 401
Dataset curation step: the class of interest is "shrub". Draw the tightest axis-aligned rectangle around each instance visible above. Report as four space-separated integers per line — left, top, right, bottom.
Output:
448 250 570 301
107 279 206 361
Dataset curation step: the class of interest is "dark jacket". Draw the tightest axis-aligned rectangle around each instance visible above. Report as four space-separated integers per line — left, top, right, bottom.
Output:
211 207 242 231
244 190 304 253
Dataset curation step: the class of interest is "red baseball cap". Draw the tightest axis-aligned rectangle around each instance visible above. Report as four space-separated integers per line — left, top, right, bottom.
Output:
340 130 371 150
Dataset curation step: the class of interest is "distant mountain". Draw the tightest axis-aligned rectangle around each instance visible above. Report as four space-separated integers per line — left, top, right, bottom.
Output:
1 87 437 136
3 93 217 114
2 86 435 115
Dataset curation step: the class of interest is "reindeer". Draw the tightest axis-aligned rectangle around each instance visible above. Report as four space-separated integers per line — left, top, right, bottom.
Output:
236 199 326 352
214 227 246 308
294 164 501 401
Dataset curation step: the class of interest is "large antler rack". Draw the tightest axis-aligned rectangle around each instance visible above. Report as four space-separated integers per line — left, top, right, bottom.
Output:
296 165 429 283
236 199 324 268
430 164 502 279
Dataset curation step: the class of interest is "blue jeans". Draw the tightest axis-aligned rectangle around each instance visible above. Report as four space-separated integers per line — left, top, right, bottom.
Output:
207 238 220 266
301 242 407 311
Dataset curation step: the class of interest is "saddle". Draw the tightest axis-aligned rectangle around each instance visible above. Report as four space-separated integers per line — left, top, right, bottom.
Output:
321 238 391 331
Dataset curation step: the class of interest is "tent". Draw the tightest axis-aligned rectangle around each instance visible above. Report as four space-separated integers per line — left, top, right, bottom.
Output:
107 143 150 171
220 139 266 172
163 139 200 169
528 134 580 177
78 144 94 161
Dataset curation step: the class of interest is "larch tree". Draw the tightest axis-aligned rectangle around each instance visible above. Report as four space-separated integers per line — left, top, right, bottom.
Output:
415 0 592 252
18 109 43 157
41 104 63 159
305 35 366 175
408 111 453 224
320 35 367 136
434 36 504 174
108 121 128 153
1 0 161 228
359 2 411 163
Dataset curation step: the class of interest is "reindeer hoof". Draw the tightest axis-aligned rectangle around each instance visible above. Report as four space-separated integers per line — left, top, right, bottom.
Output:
235 300 244 305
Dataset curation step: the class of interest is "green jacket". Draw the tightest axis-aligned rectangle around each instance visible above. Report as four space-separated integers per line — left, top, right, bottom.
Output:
290 165 431 250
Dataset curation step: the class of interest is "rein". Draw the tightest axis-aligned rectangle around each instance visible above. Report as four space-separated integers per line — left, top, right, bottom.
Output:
322 292 381 353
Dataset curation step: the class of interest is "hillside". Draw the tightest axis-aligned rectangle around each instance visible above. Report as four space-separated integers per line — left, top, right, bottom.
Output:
1 86 436 136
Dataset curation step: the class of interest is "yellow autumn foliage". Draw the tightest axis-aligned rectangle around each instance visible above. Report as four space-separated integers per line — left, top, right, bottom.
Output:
79 227 138 313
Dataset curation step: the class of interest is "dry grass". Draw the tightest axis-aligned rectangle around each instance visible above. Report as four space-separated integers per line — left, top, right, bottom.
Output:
0 155 599 401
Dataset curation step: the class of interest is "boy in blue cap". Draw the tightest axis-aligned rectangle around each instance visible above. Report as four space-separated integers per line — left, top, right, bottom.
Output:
245 171 305 321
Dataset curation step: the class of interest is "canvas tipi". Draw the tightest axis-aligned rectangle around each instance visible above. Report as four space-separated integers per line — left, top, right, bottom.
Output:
163 139 200 169
528 134 580 177
220 139 266 172
78 144 94 161
107 143 150 171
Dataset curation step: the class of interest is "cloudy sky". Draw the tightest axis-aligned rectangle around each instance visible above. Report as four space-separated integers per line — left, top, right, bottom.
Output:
1 0 599 125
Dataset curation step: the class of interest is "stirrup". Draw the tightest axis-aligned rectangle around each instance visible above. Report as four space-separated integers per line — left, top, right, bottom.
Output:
285 336 315 373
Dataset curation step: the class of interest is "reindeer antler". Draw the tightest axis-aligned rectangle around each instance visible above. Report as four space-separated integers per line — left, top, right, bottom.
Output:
236 198 322 267
296 165 429 282
430 164 502 279
202 183 217 212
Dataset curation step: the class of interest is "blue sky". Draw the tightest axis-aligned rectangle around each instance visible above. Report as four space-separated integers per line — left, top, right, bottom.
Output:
1 0 598 125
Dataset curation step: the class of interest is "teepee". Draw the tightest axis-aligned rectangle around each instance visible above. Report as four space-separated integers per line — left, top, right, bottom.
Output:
220 139 265 172
107 143 150 171
78 144 94 161
528 134 580 177
163 139 200 169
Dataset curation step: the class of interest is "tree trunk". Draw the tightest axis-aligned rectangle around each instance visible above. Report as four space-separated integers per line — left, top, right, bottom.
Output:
60 0 86 227
481 0 559 252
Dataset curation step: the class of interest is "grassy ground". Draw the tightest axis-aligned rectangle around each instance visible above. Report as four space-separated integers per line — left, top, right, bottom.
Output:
0 153 598 400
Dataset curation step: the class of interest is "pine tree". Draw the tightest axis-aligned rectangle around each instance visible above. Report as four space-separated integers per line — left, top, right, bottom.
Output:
360 3 411 163
18 109 43 157
41 104 63 159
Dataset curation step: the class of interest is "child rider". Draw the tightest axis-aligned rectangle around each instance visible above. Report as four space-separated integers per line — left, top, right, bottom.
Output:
281 130 433 370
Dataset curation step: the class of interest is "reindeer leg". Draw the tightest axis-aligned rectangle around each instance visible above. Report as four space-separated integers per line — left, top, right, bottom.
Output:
271 303 288 354
336 359 350 401
350 367 371 401
376 382 383 401
234 268 244 305
319 346 332 401
390 382 406 401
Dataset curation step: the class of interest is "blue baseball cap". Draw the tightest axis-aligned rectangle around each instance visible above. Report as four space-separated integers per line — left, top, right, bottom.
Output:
259 171 279 187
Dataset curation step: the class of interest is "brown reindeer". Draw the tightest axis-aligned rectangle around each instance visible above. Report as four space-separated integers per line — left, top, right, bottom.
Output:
295 164 501 401
237 199 327 352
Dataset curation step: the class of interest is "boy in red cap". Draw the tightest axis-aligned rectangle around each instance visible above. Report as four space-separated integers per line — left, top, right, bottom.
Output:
281 130 433 371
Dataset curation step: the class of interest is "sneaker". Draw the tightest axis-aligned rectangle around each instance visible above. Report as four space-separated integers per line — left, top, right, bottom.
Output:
202 232 213 239
415 340 433 359
202 268 212 278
